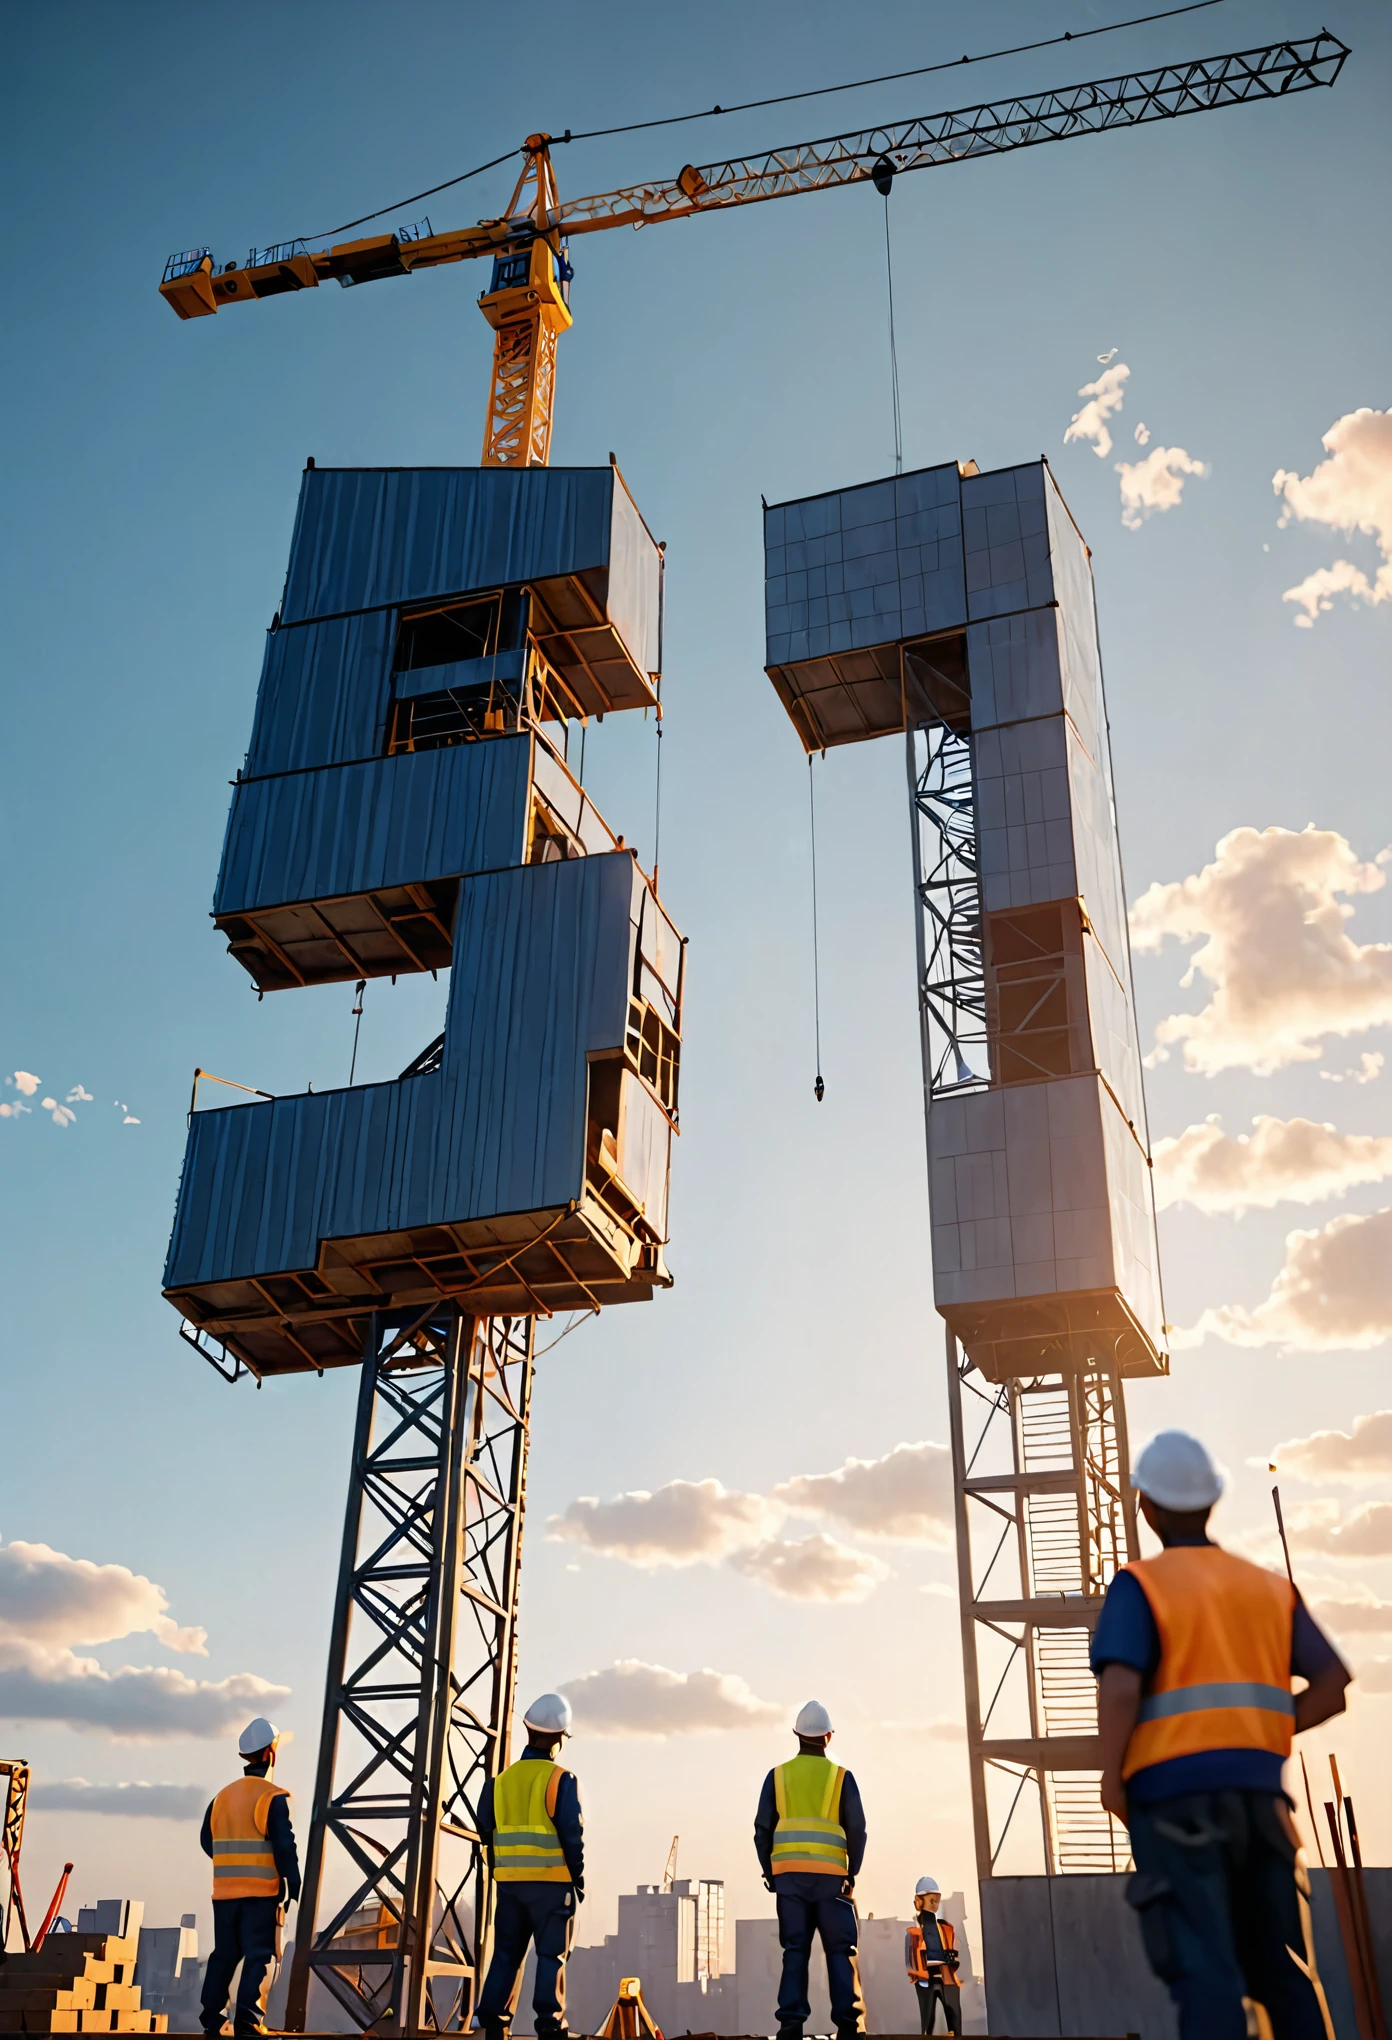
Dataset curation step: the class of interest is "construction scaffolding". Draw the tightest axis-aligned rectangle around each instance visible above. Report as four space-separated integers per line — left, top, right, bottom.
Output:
285 1311 533 2033
944 1333 1137 1876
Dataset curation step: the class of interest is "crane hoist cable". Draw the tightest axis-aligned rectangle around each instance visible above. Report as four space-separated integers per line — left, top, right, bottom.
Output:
809 756 825 1105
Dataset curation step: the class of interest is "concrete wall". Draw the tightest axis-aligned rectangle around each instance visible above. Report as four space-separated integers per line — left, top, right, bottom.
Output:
980 1869 1392 2040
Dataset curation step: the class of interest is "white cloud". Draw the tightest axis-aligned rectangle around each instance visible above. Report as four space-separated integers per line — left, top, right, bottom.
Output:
0 1537 207 1655
729 1534 892 1604
13 1072 41 1097
0 1538 208 1655
29 1778 210 1820
1115 445 1207 529
1130 826 1392 1076
1270 1411 1392 1484
0 1103 29 1120
1273 408 1392 626
1175 1206 1392 1354
1134 422 1151 447
123 1115 141 1126
1097 349 1118 365
546 1480 781 1569
1287 1498 1392 1560
42 1099 76 1128
1153 1115 1392 1215
771 1441 952 1545
1309 1593 1392 1639
1323 1053 1384 1085
66 1085 93 1104
0 1640 288 1741
559 1660 783 1738
1064 363 1129 459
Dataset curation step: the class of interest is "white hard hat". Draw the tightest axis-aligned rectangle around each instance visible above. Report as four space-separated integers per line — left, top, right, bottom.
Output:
524 1693 573 1735
794 1701 833 1736
238 1717 279 1756
914 1876 941 1896
1132 1430 1224 1512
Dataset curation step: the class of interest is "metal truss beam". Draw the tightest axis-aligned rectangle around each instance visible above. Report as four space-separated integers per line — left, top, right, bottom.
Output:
907 721 990 1097
284 1309 533 2034
556 33 1349 232
945 1332 1139 1877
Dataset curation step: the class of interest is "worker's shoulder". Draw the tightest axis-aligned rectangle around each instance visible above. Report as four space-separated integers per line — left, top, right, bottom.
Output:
1136 1543 1289 1589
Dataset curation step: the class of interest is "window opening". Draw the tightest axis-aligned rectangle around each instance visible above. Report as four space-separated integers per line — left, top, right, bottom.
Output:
394 589 527 673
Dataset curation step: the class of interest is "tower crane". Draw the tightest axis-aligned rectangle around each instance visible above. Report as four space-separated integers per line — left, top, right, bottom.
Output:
160 31 1347 467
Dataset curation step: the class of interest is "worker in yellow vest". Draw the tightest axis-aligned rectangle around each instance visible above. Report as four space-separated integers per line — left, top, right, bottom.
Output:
754 1701 867 2040
199 1716 300 2037
1093 1430 1350 2040
904 1877 959 2035
475 1693 584 2040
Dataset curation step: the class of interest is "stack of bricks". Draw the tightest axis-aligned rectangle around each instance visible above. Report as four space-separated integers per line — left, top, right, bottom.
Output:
0 1933 168 2034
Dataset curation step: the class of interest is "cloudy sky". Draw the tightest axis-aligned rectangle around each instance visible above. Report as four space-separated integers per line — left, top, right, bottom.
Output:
3 0 1390 1964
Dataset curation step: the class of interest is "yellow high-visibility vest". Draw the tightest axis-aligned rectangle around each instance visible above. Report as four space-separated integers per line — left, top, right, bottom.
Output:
492 1758 572 1884
771 1755 848 1878
1122 1546 1297 1781
209 1775 289 1901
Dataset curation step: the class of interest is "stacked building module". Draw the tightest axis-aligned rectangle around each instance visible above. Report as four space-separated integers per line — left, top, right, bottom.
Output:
163 460 682 1379
764 457 1166 1877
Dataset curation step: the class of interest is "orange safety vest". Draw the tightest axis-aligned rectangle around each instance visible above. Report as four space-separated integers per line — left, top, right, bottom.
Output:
907 1917 957 1982
209 1774 290 1901
1121 1545 1296 1782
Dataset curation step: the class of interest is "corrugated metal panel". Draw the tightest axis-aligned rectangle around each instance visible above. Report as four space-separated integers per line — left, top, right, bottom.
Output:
961 463 1054 622
764 462 965 667
282 467 621 625
245 609 395 777
165 851 642 1287
607 474 662 679
214 736 531 917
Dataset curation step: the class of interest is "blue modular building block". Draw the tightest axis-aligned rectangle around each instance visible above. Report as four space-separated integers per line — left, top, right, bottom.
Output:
165 463 681 1378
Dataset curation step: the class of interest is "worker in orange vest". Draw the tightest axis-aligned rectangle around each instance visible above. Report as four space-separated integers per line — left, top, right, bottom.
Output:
199 1717 300 2037
904 1878 959 2035
1093 1431 1350 2040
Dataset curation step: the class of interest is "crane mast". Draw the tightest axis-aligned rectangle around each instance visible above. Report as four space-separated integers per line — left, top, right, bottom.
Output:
159 31 1347 467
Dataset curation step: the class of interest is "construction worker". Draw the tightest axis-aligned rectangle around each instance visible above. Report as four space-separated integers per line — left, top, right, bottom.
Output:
475 1693 584 2040
754 1700 867 2040
1093 1429 1351 2040
200 1716 300 2037
904 1877 960 2035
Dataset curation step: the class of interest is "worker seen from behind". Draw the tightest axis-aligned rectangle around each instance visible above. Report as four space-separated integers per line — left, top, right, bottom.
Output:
905 1877 960 2036
475 1693 584 2040
755 1700 867 2040
1093 1430 1351 2040
200 1716 300 2038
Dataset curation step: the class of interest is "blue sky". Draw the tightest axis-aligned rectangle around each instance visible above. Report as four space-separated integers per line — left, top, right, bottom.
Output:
3 0 1390 1965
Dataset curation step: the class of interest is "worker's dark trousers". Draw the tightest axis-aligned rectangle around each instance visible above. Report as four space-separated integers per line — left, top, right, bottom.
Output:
915 1975 961 2035
476 1881 577 2037
200 1896 280 2034
774 1872 865 2036
1127 1790 1327 2040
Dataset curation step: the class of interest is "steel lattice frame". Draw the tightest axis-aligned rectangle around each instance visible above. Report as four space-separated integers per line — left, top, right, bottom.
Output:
907 721 990 1097
284 1309 533 2033
908 718 1137 1876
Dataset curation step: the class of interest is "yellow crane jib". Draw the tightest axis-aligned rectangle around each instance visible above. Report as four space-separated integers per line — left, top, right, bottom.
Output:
155 33 1349 462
